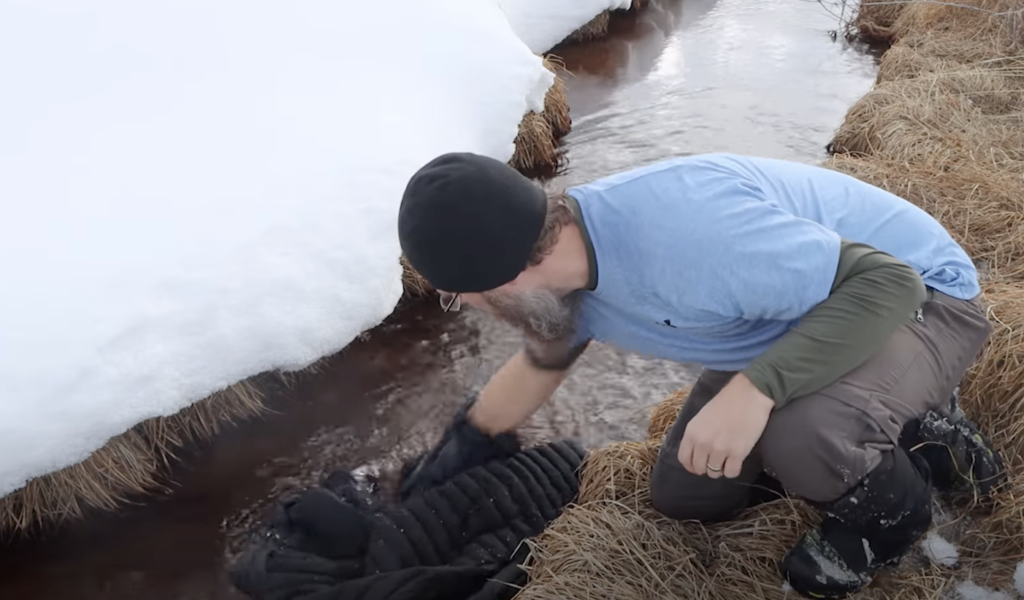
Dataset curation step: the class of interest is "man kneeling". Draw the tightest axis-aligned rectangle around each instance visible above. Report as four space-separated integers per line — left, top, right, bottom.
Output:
395 151 1007 598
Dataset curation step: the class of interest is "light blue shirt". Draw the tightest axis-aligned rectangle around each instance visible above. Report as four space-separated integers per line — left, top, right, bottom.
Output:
567 152 980 371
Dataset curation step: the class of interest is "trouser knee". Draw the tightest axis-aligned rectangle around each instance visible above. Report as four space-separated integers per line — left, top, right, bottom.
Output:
649 453 752 523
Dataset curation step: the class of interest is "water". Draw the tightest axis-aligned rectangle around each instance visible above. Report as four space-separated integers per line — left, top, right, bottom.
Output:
0 1 878 597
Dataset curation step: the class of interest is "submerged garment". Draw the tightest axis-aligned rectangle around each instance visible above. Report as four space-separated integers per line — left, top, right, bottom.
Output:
649 288 991 517
563 152 979 371
231 440 586 600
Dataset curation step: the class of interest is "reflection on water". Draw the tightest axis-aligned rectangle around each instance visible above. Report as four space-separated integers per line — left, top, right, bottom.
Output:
551 0 878 185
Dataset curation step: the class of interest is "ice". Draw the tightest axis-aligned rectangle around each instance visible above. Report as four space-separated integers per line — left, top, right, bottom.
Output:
496 0 634 53
956 581 1012 600
921 531 959 567
1014 560 1024 596
0 0 558 497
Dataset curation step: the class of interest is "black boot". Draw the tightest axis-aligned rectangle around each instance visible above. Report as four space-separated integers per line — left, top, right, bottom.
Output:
779 448 933 599
899 388 1006 500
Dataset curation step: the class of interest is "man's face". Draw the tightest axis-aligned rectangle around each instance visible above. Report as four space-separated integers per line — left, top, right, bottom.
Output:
442 287 580 342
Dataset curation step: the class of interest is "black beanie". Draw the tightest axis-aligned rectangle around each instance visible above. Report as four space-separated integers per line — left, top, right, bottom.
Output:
398 152 548 293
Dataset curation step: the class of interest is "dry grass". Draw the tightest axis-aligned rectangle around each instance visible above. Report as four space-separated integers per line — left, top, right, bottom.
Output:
851 0 908 42
399 255 432 298
516 2 1024 596
960 282 1024 468
508 55 572 180
646 385 688 440
0 380 266 536
564 11 612 45
827 2 1024 282
541 55 571 139
509 111 564 180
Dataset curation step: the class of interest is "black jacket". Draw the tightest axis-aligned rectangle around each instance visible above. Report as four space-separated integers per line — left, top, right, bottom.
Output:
231 440 586 600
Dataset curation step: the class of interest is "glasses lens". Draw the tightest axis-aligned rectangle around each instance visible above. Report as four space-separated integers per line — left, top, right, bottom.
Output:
440 292 461 312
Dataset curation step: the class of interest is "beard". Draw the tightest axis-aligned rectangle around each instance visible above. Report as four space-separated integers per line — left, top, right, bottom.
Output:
481 288 580 343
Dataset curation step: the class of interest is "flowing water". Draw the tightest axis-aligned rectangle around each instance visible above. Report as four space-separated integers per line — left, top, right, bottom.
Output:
0 1 879 597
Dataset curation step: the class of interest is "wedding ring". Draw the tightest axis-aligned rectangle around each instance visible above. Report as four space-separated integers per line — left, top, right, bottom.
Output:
707 463 723 472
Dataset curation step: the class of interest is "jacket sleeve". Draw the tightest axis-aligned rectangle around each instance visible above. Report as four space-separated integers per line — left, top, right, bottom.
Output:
741 239 927 409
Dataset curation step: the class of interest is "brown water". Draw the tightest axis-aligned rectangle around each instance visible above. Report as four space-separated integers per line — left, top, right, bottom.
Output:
0 1 878 598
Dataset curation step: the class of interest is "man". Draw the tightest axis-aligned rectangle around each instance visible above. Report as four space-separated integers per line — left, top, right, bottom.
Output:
395 151 1006 598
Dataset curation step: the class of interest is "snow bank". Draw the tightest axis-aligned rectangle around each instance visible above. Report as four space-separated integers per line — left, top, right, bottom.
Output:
496 0 634 53
0 0 555 497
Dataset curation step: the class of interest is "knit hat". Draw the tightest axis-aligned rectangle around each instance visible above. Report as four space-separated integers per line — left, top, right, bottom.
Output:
398 152 548 293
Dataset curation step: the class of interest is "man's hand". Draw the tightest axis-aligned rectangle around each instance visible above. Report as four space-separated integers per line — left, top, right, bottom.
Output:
678 373 775 479
399 397 520 498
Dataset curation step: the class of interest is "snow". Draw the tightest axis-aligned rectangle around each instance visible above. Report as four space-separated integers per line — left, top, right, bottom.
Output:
955 581 1012 600
1015 560 1024 596
0 0 571 498
495 0 634 53
921 531 959 567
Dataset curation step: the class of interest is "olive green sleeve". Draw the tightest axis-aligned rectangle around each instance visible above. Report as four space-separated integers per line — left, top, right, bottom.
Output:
741 239 928 409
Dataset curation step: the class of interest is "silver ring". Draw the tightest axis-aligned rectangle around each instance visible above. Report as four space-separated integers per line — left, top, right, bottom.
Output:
707 464 723 472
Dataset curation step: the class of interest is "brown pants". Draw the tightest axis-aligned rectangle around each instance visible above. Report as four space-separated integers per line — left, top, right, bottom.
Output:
649 288 992 521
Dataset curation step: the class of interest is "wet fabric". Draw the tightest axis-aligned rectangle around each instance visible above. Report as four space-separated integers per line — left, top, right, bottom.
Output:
230 440 586 600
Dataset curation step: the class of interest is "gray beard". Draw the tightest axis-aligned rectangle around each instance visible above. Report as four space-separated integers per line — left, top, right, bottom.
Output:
482 288 580 343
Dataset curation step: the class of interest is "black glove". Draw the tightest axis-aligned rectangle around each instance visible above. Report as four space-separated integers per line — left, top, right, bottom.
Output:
399 396 521 499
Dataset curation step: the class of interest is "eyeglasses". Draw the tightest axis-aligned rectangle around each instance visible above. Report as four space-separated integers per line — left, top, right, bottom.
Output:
439 291 461 312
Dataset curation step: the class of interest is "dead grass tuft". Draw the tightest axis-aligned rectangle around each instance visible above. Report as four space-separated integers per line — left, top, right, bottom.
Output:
564 11 612 45
0 380 267 536
541 55 571 139
399 255 432 297
960 282 1024 468
509 110 568 181
851 0 909 43
508 55 572 180
646 385 688 440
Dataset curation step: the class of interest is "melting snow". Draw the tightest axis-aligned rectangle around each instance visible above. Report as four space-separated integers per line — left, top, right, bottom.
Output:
496 0 634 53
922 531 960 567
955 581 1012 600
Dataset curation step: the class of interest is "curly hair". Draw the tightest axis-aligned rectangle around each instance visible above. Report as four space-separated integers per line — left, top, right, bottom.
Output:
527 191 576 266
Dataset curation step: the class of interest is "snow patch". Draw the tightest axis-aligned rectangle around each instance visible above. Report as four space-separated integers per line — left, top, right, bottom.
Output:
956 581 1012 600
0 0 560 497
495 0 634 54
1014 560 1024 596
921 531 959 567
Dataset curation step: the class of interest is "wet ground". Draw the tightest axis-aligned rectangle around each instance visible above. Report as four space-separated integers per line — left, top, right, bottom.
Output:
0 0 879 597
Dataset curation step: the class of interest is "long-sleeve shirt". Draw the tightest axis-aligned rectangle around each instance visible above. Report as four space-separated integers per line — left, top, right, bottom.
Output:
557 152 978 408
